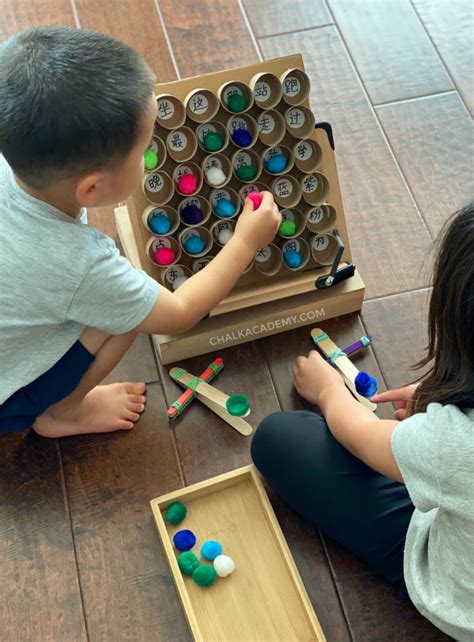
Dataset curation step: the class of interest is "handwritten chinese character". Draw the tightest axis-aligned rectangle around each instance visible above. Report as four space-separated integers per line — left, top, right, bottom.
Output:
284 78 298 95
286 241 297 252
167 268 178 282
256 248 268 259
148 174 162 190
192 96 205 112
314 236 326 249
277 181 290 197
158 101 172 118
303 176 317 192
171 133 183 149
289 110 301 127
297 143 308 159
255 83 268 98
259 116 271 133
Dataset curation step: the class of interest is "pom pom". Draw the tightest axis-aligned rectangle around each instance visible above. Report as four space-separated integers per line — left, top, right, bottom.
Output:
284 249 302 269
178 551 200 576
355 372 378 397
279 219 296 237
213 555 236 578
201 540 223 561
231 128 253 147
265 154 288 174
215 199 236 218
144 149 158 171
217 229 233 245
247 192 262 210
178 173 199 195
184 236 206 255
165 501 187 525
154 247 175 266
203 132 224 152
173 529 196 552
149 213 171 235
181 204 203 225
192 565 217 587
206 167 227 186
236 165 258 181
172 276 188 290
227 93 248 113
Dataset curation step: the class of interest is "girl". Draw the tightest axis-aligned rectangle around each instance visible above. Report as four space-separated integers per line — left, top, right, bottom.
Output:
251 204 474 640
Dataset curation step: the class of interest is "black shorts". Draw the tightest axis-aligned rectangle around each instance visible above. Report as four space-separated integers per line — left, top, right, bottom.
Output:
0 341 94 433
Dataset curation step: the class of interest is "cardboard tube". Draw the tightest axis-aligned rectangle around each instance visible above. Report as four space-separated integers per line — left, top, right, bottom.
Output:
161 264 192 290
249 72 283 110
173 162 203 196
218 81 254 114
155 94 186 129
165 126 198 162
254 243 283 276
179 226 213 259
310 233 339 265
238 182 267 204
185 88 219 123
142 170 174 205
192 256 213 273
280 68 311 106
293 139 323 173
257 109 286 146
146 235 181 267
142 204 179 236
284 106 316 139
210 219 236 247
178 195 211 227
202 153 232 188
209 187 240 219
227 114 258 149
301 172 330 206
263 145 295 176
278 208 305 239
196 121 229 153
281 236 310 271
271 175 302 208
145 136 167 171
306 204 337 233
232 149 262 183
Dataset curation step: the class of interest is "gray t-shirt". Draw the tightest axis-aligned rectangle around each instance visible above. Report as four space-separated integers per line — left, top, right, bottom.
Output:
392 403 474 641
0 157 159 404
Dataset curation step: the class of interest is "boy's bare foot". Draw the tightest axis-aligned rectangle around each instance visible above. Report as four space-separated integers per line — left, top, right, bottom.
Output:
33 382 147 438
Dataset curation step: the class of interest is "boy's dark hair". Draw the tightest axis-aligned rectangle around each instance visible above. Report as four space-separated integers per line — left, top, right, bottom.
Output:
410 201 474 414
0 25 156 188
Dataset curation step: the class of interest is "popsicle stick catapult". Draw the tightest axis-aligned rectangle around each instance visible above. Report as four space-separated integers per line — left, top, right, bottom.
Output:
311 328 377 411
168 359 253 436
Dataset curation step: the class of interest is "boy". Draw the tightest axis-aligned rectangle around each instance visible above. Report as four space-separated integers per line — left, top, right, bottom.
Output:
0 26 281 438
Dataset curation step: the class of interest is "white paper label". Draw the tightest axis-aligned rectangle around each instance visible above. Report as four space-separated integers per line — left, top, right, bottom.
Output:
164 265 186 285
283 76 301 97
167 131 188 152
240 184 259 199
151 237 172 252
281 209 295 221
157 98 175 121
312 234 329 251
197 123 217 142
254 81 272 102
148 139 159 153
309 207 324 224
189 93 209 114
173 165 193 182
302 174 319 193
234 152 252 169
223 85 244 102
211 189 231 206
193 257 212 272
295 141 313 161
274 178 293 198
229 117 248 132
286 108 305 129
145 173 165 193
283 239 301 253
255 245 272 263
204 156 223 172
258 112 275 135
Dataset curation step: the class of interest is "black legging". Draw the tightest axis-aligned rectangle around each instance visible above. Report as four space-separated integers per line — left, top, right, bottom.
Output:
251 411 414 598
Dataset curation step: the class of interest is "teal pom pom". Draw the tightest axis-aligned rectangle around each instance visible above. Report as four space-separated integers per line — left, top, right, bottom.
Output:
265 154 288 173
215 199 236 218
149 213 171 235
355 372 378 397
284 249 302 268
201 540 222 561
184 236 205 254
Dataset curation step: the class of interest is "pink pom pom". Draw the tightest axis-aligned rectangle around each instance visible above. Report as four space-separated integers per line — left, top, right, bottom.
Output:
178 173 198 195
154 247 175 266
247 191 262 210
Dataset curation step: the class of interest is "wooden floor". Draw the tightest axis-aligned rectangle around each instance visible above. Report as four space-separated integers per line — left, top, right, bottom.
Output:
1 1 472 640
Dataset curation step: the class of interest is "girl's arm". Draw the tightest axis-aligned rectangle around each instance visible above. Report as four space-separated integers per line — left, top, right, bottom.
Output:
293 351 403 483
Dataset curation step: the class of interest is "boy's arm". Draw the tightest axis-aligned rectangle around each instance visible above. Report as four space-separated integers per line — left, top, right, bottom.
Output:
135 193 281 335
293 351 403 483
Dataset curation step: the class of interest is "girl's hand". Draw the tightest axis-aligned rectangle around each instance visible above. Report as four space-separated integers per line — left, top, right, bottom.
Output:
371 384 419 420
293 350 345 405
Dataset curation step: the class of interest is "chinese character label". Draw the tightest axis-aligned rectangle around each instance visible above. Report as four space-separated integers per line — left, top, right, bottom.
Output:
283 240 299 253
197 123 217 142
194 258 211 272
168 131 187 150
147 139 158 153
258 113 275 134
205 157 221 171
255 246 272 263
254 81 271 102
211 190 229 206
309 207 324 224
230 117 248 131
283 76 301 97
223 85 243 103
296 141 312 160
152 237 171 252
281 209 295 221
312 235 329 251
275 179 293 198
241 184 257 199
174 165 192 181
190 93 209 114
286 108 305 129
157 99 175 120
146 173 164 192
303 175 318 193
235 152 251 169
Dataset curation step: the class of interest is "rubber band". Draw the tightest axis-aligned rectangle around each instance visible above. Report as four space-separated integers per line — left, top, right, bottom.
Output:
184 376 202 392
360 336 371 347
173 368 187 380
313 332 329 344
328 348 345 363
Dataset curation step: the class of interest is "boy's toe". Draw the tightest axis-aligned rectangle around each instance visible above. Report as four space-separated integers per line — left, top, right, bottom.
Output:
124 382 146 395
128 402 145 413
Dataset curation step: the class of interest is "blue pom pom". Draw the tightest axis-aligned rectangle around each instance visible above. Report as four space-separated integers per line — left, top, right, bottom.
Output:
173 529 196 551
215 198 236 218
355 372 378 397
265 154 288 174
231 128 253 147
149 213 171 234
284 249 302 269
201 540 223 561
184 236 205 254
181 204 203 225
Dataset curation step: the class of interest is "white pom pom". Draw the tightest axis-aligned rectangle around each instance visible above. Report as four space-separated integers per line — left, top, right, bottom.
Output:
213 554 235 577
172 276 188 291
217 229 234 245
206 167 227 186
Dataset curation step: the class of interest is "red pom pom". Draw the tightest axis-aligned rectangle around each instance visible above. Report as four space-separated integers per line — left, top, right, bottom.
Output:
154 247 175 266
178 173 198 195
247 191 262 210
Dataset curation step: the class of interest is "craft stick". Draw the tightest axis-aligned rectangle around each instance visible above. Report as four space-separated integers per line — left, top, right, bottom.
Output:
169 368 253 436
325 335 373 363
311 328 377 412
168 358 224 419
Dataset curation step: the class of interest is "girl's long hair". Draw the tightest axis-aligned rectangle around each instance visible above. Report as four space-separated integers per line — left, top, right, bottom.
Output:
410 202 474 415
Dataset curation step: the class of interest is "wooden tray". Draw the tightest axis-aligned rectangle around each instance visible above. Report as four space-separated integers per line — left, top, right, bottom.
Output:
150 465 326 641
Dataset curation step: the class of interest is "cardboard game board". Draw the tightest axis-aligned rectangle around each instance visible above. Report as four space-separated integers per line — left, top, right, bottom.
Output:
117 54 365 363
151 465 326 641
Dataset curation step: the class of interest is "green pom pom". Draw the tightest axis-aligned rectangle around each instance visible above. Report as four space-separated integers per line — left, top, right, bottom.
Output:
178 551 200 576
203 132 223 152
279 219 297 237
192 565 218 587
227 93 248 113
165 501 187 525
144 149 158 171
236 165 257 181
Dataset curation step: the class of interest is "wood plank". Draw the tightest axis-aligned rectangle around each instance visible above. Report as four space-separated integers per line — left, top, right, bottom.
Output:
328 0 453 105
0 432 87 642
158 0 258 76
243 0 332 38
413 0 474 115
336 573 451 641
102 334 159 385
74 0 176 80
377 92 474 238
0 0 76 40
259 27 434 299
60 383 192 641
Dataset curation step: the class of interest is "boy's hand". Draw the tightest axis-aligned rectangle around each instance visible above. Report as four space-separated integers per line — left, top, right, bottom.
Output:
233 191 281 253
371 384 418 420
293 350 345 406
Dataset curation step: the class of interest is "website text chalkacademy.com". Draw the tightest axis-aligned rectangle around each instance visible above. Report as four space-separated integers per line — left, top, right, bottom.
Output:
209 308 326 346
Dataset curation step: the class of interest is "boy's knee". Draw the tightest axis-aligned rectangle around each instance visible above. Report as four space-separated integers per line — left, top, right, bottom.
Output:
251 411 293 471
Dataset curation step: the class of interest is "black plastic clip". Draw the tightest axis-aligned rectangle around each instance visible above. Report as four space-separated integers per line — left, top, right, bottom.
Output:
315 230 355 289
